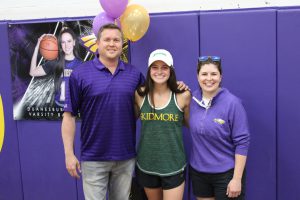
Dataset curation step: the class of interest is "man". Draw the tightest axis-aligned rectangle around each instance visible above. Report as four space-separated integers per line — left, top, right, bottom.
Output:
62 23 144 200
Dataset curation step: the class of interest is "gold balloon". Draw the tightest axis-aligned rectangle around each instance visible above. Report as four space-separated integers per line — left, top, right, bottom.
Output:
120 4 150 42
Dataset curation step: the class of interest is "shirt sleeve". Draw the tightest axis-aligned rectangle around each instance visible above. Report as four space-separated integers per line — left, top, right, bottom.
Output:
137 72 145 88
64 72 80 116
229 99 250 156
42 60 57 75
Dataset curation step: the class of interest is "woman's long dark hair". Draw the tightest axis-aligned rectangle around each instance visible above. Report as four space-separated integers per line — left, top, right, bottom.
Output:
54 27 80 92
137 66 184 109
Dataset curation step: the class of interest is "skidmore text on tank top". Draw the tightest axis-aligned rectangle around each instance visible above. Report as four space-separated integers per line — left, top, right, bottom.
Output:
140 112 179 122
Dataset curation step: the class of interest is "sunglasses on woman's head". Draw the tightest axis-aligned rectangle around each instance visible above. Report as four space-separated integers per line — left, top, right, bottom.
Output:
198 56 221 62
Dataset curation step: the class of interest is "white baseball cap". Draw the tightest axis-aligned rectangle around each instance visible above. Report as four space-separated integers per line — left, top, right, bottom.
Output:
148 49 174 68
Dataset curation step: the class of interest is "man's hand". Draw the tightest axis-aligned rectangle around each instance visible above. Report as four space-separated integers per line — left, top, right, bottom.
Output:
65 154 81 179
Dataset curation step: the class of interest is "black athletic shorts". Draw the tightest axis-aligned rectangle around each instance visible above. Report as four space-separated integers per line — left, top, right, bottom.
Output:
189 165 245 200
135 167 185 190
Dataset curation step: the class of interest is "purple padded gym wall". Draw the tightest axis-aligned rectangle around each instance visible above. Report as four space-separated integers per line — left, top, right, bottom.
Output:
17 121 79 200
277 8 300 200
0 22 23 200
198 9 277 200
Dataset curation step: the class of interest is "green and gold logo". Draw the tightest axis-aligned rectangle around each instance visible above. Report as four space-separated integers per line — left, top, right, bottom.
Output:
214 118 225 125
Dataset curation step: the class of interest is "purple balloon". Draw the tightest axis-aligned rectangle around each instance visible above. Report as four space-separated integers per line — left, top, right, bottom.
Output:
99 0 128 18
92 12 115 35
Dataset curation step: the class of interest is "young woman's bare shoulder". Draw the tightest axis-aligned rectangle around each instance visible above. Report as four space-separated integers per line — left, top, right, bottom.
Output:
177 90 191 101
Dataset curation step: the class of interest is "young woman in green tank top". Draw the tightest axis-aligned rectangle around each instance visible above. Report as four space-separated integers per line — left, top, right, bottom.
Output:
134 49 191 200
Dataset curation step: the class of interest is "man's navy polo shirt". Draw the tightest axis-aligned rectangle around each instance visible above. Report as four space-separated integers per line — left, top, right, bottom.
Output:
64 57 144 161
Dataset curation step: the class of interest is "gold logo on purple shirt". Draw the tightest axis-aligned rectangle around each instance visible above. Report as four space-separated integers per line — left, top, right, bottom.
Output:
214 118 225 125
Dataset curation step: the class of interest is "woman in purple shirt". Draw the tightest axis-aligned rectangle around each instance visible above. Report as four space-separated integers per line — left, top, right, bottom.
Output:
189 56 250 200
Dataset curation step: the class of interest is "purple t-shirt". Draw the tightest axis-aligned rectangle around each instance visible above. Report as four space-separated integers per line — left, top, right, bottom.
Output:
65 57 144 161
189 88 250 173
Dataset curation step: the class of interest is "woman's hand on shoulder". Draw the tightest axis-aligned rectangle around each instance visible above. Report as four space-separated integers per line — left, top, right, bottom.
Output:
177 90 192 108
176 81 190 91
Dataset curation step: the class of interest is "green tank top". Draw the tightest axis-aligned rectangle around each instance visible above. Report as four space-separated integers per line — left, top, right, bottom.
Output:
137 92 186 176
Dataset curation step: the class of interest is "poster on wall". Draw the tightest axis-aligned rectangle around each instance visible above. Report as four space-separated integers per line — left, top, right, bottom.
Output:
8 19 129 120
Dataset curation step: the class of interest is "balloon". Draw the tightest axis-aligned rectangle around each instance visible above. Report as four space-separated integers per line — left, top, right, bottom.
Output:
99 0 128 18
92 12 115 36
120 4 150 42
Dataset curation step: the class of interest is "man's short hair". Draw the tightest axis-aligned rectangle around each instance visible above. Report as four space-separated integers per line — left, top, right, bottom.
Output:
97 23 123 40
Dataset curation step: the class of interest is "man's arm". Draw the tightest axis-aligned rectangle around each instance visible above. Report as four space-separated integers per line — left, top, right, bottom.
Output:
61 112 80 179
